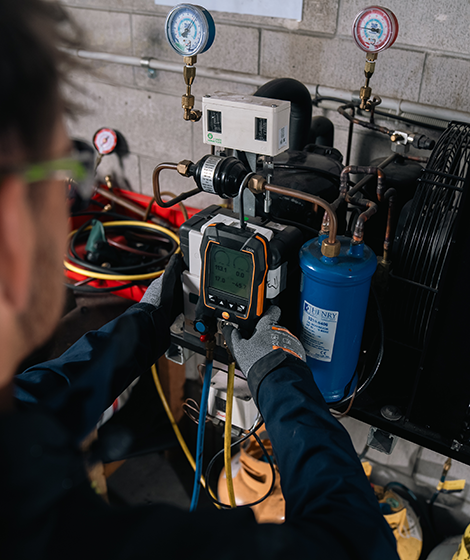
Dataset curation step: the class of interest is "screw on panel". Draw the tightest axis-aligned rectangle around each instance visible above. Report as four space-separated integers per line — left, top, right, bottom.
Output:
380 405 403 422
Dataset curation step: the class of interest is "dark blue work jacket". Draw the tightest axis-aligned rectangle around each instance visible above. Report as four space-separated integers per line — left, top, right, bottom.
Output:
0 303 398 559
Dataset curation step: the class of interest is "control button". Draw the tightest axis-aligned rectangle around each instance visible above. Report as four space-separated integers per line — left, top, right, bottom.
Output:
236 304 247 314
217 298 226 308
227 302 236 311
222 312 230 320
195 321 207 334
208 294 216 304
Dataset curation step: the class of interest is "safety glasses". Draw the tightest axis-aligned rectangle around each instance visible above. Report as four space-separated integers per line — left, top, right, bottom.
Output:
25 139 96 213
2 139 96 213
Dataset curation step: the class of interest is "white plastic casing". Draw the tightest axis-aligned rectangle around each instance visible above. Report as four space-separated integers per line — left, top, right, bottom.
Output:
202 93 290 156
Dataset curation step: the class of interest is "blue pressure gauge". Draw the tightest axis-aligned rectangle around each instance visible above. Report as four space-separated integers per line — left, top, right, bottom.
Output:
165 4 216 57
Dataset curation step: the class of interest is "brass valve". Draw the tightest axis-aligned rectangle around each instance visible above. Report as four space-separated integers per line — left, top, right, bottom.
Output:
321 239 341 258
360 52 378 110
181 56 202 122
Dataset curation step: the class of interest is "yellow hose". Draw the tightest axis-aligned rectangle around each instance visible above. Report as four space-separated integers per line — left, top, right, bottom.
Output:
64 221 180 281
224 362 236 508
150 364 220 509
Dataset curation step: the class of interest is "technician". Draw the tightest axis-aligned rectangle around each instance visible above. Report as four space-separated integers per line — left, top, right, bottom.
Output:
0 1 399 558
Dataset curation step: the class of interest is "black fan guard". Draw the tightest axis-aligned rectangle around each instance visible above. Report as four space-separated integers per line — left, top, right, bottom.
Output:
388 122 470 350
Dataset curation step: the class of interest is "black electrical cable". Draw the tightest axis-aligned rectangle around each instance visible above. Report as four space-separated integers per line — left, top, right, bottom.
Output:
64 281 144 294
204 422 277 509
273 163 341 184
68 220 177 276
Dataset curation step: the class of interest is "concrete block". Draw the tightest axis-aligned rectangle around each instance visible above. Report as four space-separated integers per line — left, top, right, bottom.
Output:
132 14 259 75
70 60 136 88
133 68 256 101
206 0 338 35
139 156 222 209
299 0 339 34
131 15 177 63
338 0 470 55
66 7 132 54
65 81 193 160
62 0 164 13
260 32 424 102
420 55 470 114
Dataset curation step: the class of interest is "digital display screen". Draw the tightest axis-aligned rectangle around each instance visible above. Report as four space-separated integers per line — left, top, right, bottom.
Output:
209 246 253 299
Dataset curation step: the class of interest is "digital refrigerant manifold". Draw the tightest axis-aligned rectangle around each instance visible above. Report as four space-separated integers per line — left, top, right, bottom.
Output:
179 205 303 340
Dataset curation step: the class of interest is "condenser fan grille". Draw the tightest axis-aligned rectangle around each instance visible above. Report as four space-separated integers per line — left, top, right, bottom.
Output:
390 123 470 349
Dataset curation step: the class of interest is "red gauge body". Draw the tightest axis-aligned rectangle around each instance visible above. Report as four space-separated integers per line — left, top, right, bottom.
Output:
93 127 118 155
352 6 399 53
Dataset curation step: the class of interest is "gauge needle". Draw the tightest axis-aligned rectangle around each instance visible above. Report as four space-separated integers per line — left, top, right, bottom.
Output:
360 26 380 33
181 17 196 38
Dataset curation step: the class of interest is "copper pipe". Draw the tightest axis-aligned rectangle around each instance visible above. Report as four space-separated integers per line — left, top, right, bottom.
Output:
264 183 338 244
347 154 396 199
403 155 429 164
95 185 165 226
353 201 378 243
382 188 397 263
339 165 387 202
152 162 200 208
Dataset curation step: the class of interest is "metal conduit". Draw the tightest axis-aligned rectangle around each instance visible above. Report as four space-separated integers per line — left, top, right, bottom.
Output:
68 49 470 125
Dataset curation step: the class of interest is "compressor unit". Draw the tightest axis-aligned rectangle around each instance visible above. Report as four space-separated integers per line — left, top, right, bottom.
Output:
148 3 470 464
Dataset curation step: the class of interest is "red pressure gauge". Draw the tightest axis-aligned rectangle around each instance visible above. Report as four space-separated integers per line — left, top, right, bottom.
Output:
93 127 118 155
352 6 399 53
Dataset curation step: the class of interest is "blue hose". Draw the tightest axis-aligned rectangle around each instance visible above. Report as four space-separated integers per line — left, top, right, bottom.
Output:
190 359 213 512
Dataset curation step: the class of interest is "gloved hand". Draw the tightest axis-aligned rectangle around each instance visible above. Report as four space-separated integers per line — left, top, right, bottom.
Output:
222 306 306 406
140 252 184 324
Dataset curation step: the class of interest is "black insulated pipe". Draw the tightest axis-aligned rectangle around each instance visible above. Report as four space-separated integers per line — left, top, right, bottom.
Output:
254 78 312 151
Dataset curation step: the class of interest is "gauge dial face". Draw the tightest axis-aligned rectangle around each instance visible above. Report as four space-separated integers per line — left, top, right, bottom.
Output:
165 4 216 57
352 6 399 53
93 128 118 155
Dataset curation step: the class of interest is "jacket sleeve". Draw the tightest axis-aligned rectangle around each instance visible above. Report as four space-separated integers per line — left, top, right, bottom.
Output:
251 354 399 559
4 355 400 560
14 303 169 444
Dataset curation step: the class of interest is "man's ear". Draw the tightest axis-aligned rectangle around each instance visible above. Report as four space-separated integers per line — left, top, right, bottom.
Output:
0 175 34 313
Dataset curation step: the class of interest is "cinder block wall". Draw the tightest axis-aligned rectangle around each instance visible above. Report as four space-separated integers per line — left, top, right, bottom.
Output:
62 0 470 207
62 0 470 532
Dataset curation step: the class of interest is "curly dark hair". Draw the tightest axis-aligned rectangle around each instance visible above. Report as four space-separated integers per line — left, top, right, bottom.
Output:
0 0 84 162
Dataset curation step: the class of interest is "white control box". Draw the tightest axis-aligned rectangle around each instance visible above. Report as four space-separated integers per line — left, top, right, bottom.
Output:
202 92 290 156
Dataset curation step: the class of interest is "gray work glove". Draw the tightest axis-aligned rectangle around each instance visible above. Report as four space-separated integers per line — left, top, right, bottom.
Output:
222 306 306 406
140 253 184 324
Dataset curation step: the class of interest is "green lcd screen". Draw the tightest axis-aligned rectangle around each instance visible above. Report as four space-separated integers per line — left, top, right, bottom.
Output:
209 245 253 299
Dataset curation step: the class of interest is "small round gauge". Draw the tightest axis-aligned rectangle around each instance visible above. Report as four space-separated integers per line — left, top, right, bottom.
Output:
93 128 118 155
165 4 216 57
352 6 399 53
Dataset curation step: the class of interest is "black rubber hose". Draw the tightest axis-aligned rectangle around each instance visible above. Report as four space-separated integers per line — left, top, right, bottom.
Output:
255 78 312 151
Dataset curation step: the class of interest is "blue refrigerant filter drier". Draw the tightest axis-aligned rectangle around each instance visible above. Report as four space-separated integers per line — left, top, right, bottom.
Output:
298 236 377 403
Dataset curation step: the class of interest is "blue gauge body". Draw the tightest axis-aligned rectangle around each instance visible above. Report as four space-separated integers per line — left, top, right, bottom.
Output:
165 4 216 57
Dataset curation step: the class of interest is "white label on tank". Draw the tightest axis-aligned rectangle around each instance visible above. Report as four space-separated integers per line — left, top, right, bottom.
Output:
301 300 339 363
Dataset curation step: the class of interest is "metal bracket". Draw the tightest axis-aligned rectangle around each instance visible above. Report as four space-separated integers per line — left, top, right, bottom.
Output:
140 57 157 79
367 426 399 455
